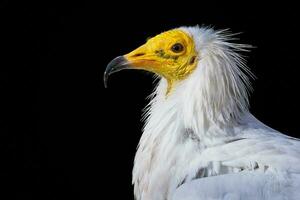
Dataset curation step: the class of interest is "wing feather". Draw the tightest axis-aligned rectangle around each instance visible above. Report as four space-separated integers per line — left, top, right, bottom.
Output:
173 171 300 200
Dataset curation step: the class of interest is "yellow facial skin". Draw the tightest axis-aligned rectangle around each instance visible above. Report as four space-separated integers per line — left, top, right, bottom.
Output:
124 29 198 94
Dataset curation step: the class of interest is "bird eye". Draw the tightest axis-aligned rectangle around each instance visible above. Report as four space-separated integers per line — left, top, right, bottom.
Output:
171 43 184 53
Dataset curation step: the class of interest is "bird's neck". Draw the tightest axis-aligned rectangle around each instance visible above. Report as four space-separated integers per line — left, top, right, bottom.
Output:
133 76 249 200
147 78 244 146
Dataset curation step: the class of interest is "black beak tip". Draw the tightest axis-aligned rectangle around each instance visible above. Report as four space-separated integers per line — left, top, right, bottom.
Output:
103 56 130 88
103 72 108 88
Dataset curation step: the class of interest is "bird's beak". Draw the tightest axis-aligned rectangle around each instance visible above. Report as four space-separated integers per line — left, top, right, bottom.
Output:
104 45 160 88
103 56 131 88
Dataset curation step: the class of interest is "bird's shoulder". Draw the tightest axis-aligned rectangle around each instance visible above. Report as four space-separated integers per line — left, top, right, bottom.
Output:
200 114 300 173
173 171 300 200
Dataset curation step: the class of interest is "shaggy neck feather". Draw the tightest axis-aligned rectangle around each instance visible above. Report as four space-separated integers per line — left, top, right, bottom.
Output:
145 27 252 143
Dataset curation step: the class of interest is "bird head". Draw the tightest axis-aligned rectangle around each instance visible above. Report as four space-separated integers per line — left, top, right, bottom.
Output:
104 26 253 125
104 29 199 94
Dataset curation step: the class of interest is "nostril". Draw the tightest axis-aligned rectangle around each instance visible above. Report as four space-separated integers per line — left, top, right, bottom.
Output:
189 56 196 65
132 53 145 57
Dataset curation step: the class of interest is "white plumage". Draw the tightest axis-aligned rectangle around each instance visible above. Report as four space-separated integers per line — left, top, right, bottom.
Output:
130 26 300 200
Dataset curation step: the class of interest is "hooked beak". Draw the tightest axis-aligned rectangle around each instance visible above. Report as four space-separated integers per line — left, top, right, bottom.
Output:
104 45 163 87
103 56 131 88
103 44 161 88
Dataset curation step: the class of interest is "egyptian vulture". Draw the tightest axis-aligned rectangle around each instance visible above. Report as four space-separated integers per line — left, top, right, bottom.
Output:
104 26 300 200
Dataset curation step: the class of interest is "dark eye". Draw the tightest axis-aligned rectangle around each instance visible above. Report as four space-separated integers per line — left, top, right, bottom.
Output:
171 43 184 53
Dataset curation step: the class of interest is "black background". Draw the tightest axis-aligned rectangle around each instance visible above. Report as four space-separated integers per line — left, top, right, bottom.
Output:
1 1 299 200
